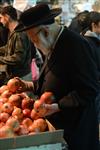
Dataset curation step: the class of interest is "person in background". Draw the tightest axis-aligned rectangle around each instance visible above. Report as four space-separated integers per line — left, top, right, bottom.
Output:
92 0 100 12
0 6 9 47
0 5 32 85
81 11 100 124
1 0 11 5
68 10 89 34
16 4 99 150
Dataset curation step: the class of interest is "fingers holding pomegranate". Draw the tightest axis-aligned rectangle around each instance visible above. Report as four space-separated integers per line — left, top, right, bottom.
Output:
34 92 55 111
7 77 28 93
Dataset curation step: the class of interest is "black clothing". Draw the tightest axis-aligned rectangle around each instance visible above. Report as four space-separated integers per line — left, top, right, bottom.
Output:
35 27 99 150
0 23 8 47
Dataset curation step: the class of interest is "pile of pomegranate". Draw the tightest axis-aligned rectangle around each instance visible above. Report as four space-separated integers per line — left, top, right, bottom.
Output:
0 78 50 138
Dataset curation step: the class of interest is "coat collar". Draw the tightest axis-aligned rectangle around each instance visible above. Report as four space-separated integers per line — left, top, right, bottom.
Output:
39 26 65 78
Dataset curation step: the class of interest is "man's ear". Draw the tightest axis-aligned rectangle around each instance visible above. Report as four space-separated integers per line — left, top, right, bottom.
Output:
92 22 97 29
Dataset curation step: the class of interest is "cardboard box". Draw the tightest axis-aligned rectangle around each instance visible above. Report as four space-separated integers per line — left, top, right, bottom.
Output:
0 120 64 150
0 130 64 150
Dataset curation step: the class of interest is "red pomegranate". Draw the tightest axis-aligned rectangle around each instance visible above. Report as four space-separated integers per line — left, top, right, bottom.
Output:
0 112 10 123
9 94 22 107
7 78 21 93
0 85 8 94
6 117 20 132
2 102 14 114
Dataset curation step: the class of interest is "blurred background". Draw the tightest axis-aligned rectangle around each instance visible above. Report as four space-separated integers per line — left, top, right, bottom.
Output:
0 0 100 26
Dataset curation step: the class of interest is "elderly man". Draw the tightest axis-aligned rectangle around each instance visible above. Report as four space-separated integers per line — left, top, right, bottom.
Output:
16 3 99 150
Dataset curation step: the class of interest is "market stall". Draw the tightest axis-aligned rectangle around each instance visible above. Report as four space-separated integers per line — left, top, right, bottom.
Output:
0 79 68 150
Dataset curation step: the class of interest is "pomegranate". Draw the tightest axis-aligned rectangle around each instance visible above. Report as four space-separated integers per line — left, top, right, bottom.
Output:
2 102 14 114
0 112 10 123
0 122 5 128
6 117 20 132
21 98 34 110
34 92 54 110
29 118 47 133
30 109 40 120
33 100 42 111
0 101 4 110
12 107 23 120
9 94 22 107
21 118 32 129
17 125 29 135
0 97 8 103
33 101 48 118
28 123 38 133
7 78 21 93
1 90 12 98
22 109 31 118
0 85 8 94
40 92 54 104
0 125 15 138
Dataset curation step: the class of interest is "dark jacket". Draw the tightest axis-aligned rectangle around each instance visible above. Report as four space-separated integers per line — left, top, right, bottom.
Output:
84 30 100 80
35 27 99 150
0 24 31 78
83 30 100 124
0 23 8 47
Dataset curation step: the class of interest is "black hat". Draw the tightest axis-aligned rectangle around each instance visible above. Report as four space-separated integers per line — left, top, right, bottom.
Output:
17 3 62 32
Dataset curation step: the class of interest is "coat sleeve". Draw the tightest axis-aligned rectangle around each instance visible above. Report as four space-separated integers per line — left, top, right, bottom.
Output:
58 91 87 109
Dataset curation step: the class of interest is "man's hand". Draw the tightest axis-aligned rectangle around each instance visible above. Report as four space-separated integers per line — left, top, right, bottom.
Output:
15 77 34 93
33 103 60 118
42 103 60 116
14 77 27 92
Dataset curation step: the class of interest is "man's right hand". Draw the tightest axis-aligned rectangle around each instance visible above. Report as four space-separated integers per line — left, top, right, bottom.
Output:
15 77 34 93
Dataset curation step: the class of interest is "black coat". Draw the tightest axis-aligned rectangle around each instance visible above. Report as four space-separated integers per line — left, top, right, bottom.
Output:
83 35 100 125
84 36 100 80
35 27 99 150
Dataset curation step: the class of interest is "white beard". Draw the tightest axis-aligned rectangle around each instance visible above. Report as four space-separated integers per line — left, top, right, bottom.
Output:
34 31 53 56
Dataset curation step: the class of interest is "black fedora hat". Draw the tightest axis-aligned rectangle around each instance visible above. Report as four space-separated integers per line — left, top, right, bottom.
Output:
17 3 62 32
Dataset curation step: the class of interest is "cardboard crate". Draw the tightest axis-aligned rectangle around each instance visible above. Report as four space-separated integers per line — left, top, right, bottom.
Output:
0 130 64 150
0 120 64 150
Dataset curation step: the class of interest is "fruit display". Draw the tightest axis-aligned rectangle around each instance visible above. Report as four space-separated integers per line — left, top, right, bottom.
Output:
0 78 49 138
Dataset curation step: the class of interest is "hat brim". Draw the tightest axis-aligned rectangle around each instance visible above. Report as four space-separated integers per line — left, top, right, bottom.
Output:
16 8 62 32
